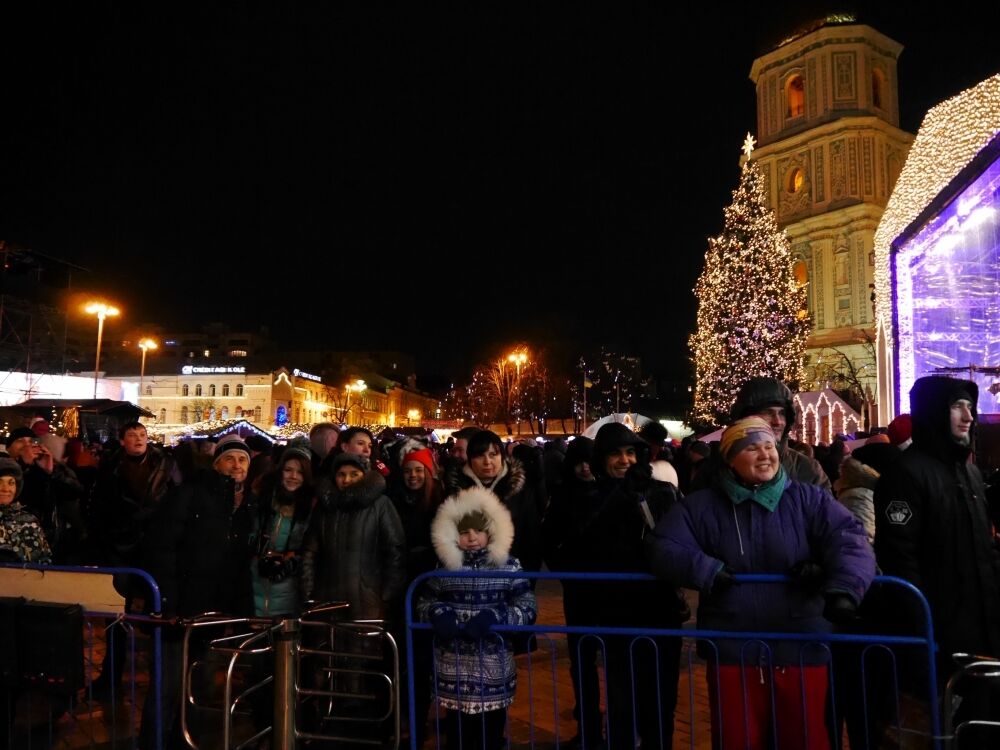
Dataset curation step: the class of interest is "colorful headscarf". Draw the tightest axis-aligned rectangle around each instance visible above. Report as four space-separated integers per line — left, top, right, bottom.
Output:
720 416 775 463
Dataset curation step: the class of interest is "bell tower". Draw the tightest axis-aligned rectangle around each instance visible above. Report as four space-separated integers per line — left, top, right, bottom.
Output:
749 16 913 425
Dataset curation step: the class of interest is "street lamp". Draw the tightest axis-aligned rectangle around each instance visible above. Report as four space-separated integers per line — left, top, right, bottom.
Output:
85 302 120 399
344 379 367 424
407 408 420 426
507 350 528 434
138 338 158 405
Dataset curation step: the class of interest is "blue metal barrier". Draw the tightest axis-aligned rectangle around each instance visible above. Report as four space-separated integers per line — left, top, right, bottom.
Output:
404 571 943 750
0 562 163 750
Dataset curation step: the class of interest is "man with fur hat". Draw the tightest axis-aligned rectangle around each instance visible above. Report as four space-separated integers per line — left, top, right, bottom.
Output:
418 487 536 750
874 376 1000 730
729 376 831 490
139 433 258 748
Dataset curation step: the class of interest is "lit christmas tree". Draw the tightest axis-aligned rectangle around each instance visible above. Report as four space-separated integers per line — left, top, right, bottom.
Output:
689 134 810 428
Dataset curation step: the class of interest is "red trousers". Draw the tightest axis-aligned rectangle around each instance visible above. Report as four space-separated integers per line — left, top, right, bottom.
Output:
706 664 830 750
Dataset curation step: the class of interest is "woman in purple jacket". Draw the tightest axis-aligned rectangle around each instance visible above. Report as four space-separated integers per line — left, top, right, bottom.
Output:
647 416 875 750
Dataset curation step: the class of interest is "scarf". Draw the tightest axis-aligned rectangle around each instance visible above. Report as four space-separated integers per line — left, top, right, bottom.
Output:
719 465 787 512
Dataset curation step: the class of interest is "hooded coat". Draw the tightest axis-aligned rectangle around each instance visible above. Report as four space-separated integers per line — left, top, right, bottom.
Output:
834 457 879 545
874 376 1000 667
444 457 542 573
416 487 536 714
300 469 406 620
557 423 690 627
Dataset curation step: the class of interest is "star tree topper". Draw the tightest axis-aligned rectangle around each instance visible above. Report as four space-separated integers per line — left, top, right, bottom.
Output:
741 132 756 158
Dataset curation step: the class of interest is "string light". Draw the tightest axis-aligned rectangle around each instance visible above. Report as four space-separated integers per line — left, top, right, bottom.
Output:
690 142 810 427
874 74 1000 414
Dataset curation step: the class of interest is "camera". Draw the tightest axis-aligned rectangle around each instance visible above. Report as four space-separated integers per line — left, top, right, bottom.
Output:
257 553 291 582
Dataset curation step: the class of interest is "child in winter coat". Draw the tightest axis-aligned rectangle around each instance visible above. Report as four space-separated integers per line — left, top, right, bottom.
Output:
418 487 537 750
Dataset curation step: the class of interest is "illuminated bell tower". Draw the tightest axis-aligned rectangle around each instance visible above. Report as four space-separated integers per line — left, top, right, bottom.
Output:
749 16 913 425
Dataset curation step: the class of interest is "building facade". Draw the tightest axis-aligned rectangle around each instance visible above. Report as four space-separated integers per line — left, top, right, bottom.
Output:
749 18 914 424
131 362 439 431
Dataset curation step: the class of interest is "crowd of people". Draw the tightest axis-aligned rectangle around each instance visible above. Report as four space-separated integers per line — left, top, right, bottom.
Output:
0 371 998 749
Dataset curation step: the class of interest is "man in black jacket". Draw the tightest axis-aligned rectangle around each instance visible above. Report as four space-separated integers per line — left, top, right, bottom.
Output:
138 434 256 749
874 376 1000 733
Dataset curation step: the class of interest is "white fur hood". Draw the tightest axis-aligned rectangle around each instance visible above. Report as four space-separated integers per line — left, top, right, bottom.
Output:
431 487 515 570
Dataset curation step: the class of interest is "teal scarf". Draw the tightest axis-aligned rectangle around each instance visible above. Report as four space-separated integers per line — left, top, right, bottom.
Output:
719 465 786 512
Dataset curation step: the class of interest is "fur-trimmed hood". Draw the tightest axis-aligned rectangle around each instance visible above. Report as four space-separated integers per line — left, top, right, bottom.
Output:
322 469 387 511
431 487 515 570
444 457 526 501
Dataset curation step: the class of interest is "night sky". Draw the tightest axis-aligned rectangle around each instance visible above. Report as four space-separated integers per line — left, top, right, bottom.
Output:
3 2 998 386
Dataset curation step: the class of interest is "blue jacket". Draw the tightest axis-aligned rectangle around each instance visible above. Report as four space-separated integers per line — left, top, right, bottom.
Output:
646 477 874 664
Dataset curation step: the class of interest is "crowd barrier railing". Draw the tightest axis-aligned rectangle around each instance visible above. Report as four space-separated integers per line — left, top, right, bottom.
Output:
405 571 950 750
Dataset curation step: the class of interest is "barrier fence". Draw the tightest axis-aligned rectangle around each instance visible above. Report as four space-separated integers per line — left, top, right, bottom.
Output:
404 572 958 750
5 565 1000 749
0 562 162 750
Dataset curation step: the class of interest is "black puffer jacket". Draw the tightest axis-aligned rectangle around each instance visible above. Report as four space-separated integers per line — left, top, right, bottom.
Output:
142 469 255 618
874 376 1000 671
444 458 543 573
300 470 406 620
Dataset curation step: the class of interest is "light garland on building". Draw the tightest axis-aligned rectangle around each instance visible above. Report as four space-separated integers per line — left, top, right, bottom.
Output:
874 74 1000 345
690 137 810 427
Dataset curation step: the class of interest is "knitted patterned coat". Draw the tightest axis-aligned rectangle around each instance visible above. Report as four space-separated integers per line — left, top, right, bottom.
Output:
417 487 536 714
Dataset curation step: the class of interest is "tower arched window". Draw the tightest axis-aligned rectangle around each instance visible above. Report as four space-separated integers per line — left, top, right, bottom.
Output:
221 406 229 419
236 384 244 397
786 167 805 194
222 384 230 396
195 384 203 397
209 384 216 397
785 74 805 118
145 385 152 396
871 69 884 109
159 408 166 422
182 384 189 396
181 406 189 423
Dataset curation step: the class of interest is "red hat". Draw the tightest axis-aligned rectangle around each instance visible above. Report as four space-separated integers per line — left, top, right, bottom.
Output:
887 414 912 447
30 418 50 437
401 448 436 476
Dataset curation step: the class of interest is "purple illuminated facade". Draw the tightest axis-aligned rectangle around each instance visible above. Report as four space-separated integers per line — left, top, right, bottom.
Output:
892 146 1000 416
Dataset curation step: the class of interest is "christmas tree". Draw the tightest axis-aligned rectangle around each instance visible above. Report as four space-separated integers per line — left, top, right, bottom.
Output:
689 134 810 428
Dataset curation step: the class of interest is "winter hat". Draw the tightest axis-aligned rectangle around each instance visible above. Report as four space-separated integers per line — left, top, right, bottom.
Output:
865 433 890 445
688 440 711 460
592 422 648 477
456 510 490 533
282 436 312 465
886 414 912 447
30 418 50 437
638 421 669 444
720 417 775 462
5 427 35 448
213 434 251 461
331 452 368 473
0 458 23 497
401 448 436 476
564 436 594 468
850 443 902 476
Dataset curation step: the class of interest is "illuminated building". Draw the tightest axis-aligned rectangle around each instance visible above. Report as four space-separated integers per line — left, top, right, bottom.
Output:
749 17 914 422
874 74 1000 420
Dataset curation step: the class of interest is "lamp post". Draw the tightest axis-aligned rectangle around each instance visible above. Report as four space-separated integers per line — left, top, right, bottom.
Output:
507 350 528 434
85 302 120 399
344 379 367 424
138 338 158 405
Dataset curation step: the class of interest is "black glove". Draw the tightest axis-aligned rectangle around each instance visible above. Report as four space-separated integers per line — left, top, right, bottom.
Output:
624 463 653 494
823 593 858 624
464 610 500 639
790 561 825 590
431 608 463 637
711 567 736 594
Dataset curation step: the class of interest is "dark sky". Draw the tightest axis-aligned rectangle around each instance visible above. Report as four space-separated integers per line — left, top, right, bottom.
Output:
3 2 998 384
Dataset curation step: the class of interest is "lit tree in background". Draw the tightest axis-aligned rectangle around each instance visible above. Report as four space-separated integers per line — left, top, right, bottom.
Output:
690 134 809 428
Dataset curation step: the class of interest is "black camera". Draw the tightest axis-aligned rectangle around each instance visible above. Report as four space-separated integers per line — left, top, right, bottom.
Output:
257 553 290 582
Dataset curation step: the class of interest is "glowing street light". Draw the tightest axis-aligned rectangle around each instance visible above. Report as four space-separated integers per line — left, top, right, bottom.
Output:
407 408 420 425
344 379 367 424
507 350 528 377
138 338 158 405
85 301 120 399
